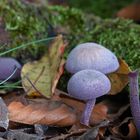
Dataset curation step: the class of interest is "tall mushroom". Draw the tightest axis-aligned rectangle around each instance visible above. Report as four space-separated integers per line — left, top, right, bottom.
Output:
67 69 111 126
66 42 119 74
128 70 140 135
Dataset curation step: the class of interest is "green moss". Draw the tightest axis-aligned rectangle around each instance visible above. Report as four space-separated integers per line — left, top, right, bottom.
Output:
90 19 140 70
0 1 139 90
47 6 140 91
0 1 139 69
0 0 50 61
48 6 140 70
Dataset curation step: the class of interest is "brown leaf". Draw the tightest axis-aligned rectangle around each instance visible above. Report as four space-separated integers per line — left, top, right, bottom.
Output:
4 92 76 127
56 90 129 126
107 59 131 95
3 89 129 128
117 4 140 21
111 118 137 140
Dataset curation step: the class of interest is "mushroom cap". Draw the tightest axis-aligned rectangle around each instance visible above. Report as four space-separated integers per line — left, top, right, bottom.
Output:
67 69 111 101
65 42 119 74
0 57 21 80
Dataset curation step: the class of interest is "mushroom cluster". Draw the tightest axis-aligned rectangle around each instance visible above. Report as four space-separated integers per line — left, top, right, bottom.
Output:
65 42 119 126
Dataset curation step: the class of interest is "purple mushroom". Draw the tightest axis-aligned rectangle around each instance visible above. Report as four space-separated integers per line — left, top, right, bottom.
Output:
65 42 119 74
128 70 140 135
0 57 21 80
67 69 111 126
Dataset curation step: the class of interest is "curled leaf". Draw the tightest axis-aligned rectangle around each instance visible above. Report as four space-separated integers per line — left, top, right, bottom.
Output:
5 92 76 127
21 35 66 98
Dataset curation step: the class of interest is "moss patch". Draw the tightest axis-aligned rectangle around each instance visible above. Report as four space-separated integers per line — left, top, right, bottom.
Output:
0 1 139 91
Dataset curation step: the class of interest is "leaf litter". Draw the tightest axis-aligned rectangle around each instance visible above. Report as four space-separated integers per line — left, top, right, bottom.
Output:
0 2 139 139
0 45 138 139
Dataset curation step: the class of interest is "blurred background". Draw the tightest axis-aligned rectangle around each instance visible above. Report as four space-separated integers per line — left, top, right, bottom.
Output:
48 0 140 21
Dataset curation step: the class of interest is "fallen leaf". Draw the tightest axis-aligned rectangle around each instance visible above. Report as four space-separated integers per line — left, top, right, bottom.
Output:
55 90 130 126
111 118 137 140
3 89 129 128
21 35 66 98
4 92 76 127
0 97 9 129
117 3 140 21
107 59 131 95
76 120 109 140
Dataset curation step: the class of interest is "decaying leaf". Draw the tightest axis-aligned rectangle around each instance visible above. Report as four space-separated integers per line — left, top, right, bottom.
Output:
111 118 137 140
21 35 66 98
2 89 130 130
56 90 130 126
75 120 109 140
117 4 140 21
0 97 9 129
5 92 76 127
107 59 131 95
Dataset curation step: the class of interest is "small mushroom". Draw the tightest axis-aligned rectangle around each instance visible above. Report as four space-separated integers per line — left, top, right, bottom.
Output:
0 57 21 80
67 69 111 126
65 42 119 74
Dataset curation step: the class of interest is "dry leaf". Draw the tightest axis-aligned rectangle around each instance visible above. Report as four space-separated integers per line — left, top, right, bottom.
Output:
4 92 76 127
56 90 130 126
21 35 66 98
107 59 131 95
111 118 137 140
117 4 140 21
0 97 9 129
3 89 129 128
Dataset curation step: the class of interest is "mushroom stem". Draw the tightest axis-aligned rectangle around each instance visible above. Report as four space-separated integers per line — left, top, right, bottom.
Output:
128 70 140 135
80 99 96 126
